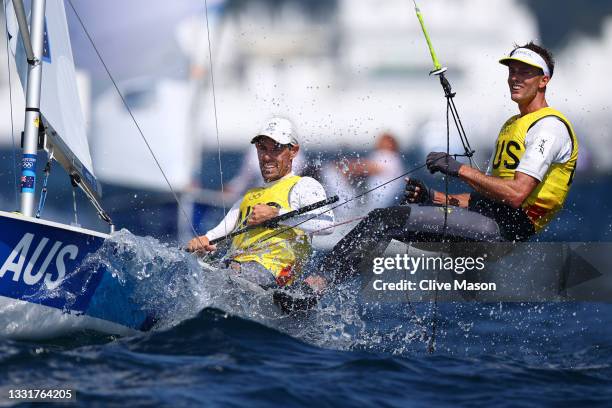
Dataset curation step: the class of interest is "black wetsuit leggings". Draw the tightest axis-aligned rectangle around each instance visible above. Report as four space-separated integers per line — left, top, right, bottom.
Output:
318 200 534 283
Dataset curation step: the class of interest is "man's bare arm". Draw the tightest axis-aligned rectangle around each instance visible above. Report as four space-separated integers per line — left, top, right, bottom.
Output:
458 166 539 208
431 191 471 208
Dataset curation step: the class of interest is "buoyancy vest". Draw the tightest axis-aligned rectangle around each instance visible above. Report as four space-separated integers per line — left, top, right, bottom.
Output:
231 175 310 286
491 107 578 231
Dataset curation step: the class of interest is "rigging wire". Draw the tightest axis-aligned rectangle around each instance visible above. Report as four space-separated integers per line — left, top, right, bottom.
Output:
65 0 201 240
435 73 479 170
35 158 51 218
203 0 229 236
2 0 19 210
412 0 484 352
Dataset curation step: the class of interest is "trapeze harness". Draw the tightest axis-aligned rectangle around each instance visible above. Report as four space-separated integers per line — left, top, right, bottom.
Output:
231 175 311 286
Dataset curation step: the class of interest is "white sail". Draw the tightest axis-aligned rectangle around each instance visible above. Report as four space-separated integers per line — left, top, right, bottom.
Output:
6 0 100 197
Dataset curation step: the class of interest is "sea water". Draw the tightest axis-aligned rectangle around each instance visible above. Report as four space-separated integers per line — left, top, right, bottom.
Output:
1 230 612 407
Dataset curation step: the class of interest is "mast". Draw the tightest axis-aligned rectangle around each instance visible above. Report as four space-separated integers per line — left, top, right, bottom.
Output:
19 0 46 217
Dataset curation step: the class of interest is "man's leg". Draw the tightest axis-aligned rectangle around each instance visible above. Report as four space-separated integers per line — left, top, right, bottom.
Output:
402 204 503 242
317 205 503 284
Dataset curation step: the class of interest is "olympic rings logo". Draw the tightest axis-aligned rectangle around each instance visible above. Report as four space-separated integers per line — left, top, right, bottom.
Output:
22 160 35 169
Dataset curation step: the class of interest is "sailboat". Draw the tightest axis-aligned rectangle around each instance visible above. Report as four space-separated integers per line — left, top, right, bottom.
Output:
0 0 157 338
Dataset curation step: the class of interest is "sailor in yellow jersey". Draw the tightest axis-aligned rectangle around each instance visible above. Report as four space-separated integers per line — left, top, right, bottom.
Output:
404 41 578 241
317 42 579 285
186 117 334 288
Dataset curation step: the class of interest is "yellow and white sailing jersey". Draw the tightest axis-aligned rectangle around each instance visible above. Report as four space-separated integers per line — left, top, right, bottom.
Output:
231 175 310 285
491 107 578 231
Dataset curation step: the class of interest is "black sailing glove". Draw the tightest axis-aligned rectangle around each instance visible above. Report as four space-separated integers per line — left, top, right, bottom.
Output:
425 152 463 177
401 178 433 205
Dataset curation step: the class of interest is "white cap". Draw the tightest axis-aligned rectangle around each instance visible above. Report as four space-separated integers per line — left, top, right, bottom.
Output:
251 117 299 146
499 47 551 77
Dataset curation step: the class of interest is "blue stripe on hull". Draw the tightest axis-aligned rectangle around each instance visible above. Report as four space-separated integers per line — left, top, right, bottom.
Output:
0 214 151 332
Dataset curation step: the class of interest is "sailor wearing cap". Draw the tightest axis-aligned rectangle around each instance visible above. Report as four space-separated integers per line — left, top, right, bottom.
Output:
406 41 578 240
186 117 334 287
